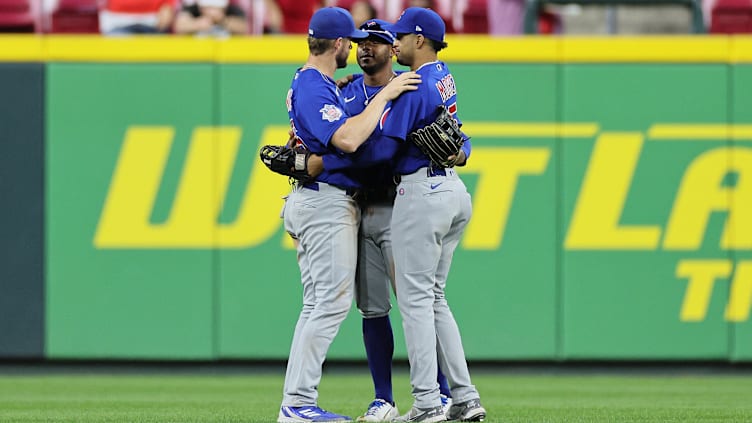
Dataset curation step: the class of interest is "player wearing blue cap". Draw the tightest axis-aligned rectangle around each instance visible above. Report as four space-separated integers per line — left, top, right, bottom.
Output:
381 7 487 423
333 19 465 423
277 7 421 423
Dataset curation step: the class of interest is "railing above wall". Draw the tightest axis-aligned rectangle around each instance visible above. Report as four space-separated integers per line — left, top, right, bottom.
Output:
523 0 706 34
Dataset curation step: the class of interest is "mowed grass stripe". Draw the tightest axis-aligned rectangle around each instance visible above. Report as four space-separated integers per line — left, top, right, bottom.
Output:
1 373 751 422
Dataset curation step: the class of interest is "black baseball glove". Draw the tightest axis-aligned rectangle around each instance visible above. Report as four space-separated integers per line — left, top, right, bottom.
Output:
407 105 466 168
259 145 311 183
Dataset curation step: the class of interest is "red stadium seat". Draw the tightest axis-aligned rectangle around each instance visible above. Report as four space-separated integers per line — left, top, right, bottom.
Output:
50 0 101 33
0 0 37 32
462 0 488 33
711 0 752 33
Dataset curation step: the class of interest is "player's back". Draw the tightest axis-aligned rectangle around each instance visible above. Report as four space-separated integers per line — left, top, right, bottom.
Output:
287 67 345 155
287 67 362 189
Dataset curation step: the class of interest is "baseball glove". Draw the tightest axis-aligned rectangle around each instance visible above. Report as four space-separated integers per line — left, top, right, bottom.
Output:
259 145 311 183
407 105 465 168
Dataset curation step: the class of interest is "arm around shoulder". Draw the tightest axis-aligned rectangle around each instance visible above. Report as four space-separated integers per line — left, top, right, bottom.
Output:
330 72 421 153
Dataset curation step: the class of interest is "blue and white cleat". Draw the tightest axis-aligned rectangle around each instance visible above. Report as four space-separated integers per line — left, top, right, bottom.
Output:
278 405 353 423
356 399 399 422
440 395 452 419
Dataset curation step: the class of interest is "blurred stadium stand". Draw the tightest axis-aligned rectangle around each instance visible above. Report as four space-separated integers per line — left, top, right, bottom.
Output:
462 0 490 33
525 0 705 33
1 0 751 34
49 0 99 33
0 0 40 32
710 0 752 32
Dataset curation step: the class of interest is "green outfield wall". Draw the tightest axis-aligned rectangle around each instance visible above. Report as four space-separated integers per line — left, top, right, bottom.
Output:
1 35 751 361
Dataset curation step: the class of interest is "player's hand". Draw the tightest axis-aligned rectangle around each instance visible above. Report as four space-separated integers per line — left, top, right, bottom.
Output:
336 74 354 89
447 149 466 167
307 154 324 177
380 71 421 101
285 129 295 148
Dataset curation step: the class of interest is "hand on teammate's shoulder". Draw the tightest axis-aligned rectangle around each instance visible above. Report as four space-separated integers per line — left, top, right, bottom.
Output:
336 74 354 89
381 71 421 101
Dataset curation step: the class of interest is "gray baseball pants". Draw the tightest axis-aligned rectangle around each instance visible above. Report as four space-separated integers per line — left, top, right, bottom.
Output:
280 182 361 407
391 167 480 409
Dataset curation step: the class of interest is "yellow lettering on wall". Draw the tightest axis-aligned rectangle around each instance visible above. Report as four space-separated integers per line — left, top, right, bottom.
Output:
676 259 733 322
726 261 752 322
722 149 752 250
95 126 291 248
462 147 550 249
663 148 752 250
565 133 660 249
218 126 292 248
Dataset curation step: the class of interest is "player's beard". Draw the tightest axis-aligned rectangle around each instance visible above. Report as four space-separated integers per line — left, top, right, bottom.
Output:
335 43 350 69
395 48 412 68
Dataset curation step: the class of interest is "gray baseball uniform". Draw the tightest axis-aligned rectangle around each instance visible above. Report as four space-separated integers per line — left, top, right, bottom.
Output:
382 12 482 415
282 182 360 406
391 168 478 408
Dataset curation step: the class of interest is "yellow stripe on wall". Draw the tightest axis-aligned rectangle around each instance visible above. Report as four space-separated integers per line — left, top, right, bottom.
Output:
0 35 44 61
46 36 217 62
561 36 731 63
439 36 559 63
649 124 752 140
216 36 308 63
1 35 751 63
731 36 752 63
463 123 599 138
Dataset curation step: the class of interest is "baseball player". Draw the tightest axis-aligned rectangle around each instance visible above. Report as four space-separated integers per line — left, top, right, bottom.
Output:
277 7 420 423
332 19 465 423
381 8 487 423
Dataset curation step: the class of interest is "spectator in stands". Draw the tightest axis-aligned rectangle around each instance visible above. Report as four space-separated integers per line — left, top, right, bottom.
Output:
408 0 458 32
350 0 376 27
276 0 321 33
99 0 176 35
488 0 524 34
174 0 248 35
260 0 283 33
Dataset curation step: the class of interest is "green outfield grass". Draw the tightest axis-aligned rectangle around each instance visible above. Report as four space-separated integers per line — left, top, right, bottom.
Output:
1 370 751 422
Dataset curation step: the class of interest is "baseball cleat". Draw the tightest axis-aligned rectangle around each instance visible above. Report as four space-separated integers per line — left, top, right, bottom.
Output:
392 405 447 423
278 405 353 423
445 398 486 422
356 399 399 422
440 395 452 418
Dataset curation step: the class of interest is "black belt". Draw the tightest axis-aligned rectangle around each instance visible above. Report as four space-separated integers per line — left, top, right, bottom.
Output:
359 185 397 205
428 167 446 177
394 167 447 184
302 181 359 197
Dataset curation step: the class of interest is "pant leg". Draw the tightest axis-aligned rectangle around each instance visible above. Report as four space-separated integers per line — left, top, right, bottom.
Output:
433 182 480 403
392 180 451 409
281 187 360 406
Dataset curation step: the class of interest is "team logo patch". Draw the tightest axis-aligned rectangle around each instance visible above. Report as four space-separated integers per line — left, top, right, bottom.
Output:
398 187 405 196
319 104 343 122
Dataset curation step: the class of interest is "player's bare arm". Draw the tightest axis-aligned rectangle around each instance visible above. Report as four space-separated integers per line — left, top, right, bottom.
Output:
306 155 324 177
330 71 420 153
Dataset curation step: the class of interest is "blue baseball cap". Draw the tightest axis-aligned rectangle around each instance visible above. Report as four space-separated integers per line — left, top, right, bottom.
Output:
386 7 445 42
360 19 396 45
308 7 369 40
